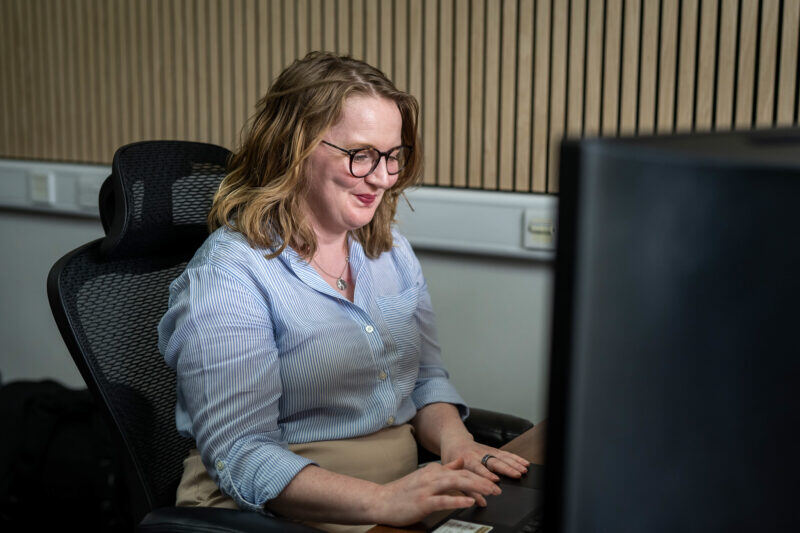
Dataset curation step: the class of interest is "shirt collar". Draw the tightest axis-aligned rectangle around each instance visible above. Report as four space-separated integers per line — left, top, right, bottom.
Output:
272 234 366 300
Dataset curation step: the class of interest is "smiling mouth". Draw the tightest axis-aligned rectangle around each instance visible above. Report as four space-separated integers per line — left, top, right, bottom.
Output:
355 194 377 205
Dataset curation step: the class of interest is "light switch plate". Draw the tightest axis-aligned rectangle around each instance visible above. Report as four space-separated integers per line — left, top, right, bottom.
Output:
522 208 557 250
28 171 56 204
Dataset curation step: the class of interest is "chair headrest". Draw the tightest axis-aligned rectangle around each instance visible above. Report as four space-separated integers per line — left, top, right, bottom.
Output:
99 141 232 258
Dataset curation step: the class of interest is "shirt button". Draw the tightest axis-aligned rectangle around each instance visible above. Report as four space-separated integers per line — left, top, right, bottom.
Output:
387 416 395 425
378 370 387 380
216 460 225 471
365 325 374 333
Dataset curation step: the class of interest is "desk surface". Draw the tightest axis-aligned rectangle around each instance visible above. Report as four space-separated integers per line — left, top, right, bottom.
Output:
369 421 547 533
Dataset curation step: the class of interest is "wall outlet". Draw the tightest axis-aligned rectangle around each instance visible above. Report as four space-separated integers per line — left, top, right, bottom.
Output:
28 171 56 204
522 208 557 250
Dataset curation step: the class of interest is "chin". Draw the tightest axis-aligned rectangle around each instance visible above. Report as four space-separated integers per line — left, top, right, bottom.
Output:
343 212 376 231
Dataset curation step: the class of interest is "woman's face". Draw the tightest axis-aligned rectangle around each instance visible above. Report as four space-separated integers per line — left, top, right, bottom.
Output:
304 94 403 239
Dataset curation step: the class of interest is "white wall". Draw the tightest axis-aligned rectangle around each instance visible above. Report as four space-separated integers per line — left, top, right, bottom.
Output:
0 160 555 422
0 209 103 388
416 250 553 423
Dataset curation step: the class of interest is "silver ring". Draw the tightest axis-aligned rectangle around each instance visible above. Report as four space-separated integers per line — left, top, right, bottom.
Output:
481 454 495 467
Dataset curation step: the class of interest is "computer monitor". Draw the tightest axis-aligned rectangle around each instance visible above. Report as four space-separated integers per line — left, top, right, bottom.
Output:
545 129 800 532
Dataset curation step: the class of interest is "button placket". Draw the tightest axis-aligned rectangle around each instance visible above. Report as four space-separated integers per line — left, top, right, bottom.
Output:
351 306 395 431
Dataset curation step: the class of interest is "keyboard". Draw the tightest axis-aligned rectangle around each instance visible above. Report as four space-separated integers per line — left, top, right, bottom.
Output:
518 509 543 533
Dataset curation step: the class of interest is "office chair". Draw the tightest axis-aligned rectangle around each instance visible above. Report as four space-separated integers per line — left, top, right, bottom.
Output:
47 140 533 532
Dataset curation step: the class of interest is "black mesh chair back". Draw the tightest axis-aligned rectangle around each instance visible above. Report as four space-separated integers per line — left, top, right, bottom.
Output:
47 141 231 521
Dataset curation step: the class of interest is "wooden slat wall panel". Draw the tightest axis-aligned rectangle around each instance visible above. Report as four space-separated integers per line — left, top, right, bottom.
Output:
393 0 409 93
735 0 759 129
7 1 19 156
28 0 42 158
602 0 623 138
657 0 679 134
531 0 550 192
694 0 718 131
515 0 535 192
437 0 453 188
675 0 699 133
467 0 485 190
498 0 518 191
583 0 604 137
482 0 501 190
324 0 337 54
0 3 9 153
548 0 568 192
566 0 587 139
776 0 800 127
639 0 660 135
716 0 738 130
422 0 438 186
755 0 779 127
619 0 642 135
452 0 469 188
2 0 800 194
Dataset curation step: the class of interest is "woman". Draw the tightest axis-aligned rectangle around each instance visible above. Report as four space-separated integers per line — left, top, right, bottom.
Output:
158 52 529 531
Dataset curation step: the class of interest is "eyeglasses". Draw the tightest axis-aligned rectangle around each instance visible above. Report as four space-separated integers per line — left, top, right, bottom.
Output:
321 140 413 178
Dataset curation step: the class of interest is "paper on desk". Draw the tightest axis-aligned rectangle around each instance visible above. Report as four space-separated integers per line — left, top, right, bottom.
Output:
432 519 493 533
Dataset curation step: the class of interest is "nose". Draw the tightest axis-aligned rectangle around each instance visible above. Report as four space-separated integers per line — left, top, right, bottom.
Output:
364 156 395 189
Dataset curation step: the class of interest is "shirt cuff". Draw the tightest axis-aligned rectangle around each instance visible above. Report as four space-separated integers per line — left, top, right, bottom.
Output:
215 444 317 513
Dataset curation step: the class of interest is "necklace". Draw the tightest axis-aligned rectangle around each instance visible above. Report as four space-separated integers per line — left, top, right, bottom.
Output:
312 255 350 290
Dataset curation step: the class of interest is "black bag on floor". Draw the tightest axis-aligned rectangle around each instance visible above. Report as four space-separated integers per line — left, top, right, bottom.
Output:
0 379 134 531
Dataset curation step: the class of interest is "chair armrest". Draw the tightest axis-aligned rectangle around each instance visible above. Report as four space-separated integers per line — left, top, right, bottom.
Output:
464 407 534 449
137 507 324 533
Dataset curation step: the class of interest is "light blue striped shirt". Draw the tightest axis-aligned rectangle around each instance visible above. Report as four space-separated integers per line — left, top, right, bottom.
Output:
158 226 467 512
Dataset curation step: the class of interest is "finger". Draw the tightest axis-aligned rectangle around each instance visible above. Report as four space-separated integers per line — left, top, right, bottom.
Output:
467 491 488 507
497 451 531 470
467 460 500 482
457 468 503 493
442 457 465 471
479 449 528 474
492 454 528 476
436 471 501 497
426 495 476 512
472 462 501 482
484 456 524 479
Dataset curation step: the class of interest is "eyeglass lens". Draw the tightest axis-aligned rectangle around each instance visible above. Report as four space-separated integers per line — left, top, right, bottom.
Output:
351 146 411 177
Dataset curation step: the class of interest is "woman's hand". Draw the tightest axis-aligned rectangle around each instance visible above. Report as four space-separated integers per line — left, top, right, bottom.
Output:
411 402 531 483
440 435 530 483
370 457 501 526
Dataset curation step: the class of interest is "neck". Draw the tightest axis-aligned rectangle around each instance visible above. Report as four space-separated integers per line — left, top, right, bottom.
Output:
307 215 349 257
314 232 348 253
309 226 349 267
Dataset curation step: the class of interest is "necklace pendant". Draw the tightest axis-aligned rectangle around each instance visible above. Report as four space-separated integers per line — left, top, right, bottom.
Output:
336 278 347 291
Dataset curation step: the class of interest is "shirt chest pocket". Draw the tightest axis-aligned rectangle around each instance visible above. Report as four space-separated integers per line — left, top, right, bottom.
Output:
375 286 421 395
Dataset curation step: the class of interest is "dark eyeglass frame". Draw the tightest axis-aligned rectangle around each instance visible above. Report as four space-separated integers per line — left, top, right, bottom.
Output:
321 140 413 178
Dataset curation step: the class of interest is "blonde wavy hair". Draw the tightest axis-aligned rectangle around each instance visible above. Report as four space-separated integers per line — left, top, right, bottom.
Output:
209 51 423 260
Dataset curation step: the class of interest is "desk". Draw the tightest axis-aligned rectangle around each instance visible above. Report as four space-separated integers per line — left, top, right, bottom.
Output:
369 421 547 533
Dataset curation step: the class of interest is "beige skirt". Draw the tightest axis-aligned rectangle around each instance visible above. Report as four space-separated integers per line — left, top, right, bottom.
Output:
176 424 419 533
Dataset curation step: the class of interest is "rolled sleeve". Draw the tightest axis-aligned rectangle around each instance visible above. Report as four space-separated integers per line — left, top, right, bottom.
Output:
159 261 315 511
217 441 314 512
